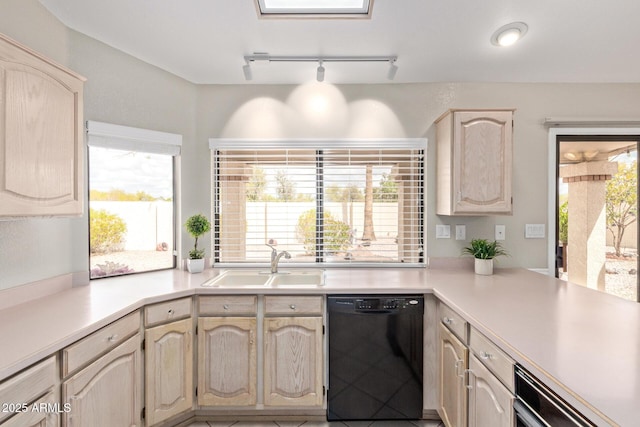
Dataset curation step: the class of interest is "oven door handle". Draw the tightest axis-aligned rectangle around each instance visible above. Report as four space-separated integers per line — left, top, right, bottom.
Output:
514 400 548 427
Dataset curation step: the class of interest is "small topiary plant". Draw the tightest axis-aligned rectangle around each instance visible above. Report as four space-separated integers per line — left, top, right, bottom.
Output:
185 214 211 259
90 208 127 254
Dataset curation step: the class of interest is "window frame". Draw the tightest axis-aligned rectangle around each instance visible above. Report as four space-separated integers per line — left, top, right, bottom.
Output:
209 138 427 268
86 121 182 279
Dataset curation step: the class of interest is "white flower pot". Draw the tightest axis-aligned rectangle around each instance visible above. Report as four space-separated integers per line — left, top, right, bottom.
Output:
474 258 494 275
187 258 205 273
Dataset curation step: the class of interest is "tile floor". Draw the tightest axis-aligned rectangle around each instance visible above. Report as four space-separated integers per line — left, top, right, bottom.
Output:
188 421 444 427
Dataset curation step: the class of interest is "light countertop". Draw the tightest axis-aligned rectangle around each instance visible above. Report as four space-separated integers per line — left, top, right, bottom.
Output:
0 267 638 426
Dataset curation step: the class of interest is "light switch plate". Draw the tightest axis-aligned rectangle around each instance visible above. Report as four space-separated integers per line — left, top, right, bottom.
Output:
436 224 451 239
455 225 466 240
495 225 506 241
525 224 546 238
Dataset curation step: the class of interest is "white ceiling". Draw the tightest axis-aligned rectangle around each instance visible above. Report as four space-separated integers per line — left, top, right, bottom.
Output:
38 0 640 85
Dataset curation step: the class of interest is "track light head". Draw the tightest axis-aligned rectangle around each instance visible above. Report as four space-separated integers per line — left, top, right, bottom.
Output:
387 59 398 80
242 63 252 81
316 61 325 82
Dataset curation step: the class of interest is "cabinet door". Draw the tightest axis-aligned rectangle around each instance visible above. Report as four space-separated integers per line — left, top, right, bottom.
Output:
0 34 84 217
264 317 323 407
145 318 193 425
1 391 59 427
452 110 513 214
62 334 142 427
467 354 514 427
439 323 468 427
197 317 257 406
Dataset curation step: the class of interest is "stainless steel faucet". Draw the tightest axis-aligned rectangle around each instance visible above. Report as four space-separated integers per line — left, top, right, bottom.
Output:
266 243 291 273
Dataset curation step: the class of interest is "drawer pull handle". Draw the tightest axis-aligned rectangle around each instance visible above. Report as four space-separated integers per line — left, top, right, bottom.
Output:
167 309 175 316
443 317 453 325
223 304 230 310
290 304 296 310
107 334 118 342
480 351 492 360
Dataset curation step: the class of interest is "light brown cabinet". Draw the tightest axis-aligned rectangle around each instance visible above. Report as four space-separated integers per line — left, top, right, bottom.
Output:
438 323 468 427
0 356 59 427
435 109 514 215
263 316 324 407
145 318 194 425
197 316 257 406
437 302 515 427
62 334 143 427
467 354 514 427
197 295 258 407
0 33 85 217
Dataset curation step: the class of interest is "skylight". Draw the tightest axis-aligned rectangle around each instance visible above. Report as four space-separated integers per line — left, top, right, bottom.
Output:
256 0 372 18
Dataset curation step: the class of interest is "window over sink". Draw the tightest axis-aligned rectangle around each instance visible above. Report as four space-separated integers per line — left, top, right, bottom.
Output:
210 139 425 267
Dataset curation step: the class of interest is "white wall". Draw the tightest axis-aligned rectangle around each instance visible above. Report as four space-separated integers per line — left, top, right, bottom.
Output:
0 0 197 291
2 0 640 290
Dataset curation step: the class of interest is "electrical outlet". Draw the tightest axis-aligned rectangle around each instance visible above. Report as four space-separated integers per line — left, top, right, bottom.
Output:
495 225 506 241
455 225 466 240
436 224 451 239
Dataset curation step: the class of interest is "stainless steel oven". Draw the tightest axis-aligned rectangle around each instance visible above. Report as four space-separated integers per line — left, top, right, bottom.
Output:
514 365 595 427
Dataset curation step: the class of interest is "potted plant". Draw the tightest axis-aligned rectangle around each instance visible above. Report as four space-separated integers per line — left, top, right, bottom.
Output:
184 213 211 273
463 238 508 275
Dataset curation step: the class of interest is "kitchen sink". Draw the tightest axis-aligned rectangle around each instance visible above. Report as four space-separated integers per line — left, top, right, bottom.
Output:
202 270 271 287
202 269 324 287
269 270 325 286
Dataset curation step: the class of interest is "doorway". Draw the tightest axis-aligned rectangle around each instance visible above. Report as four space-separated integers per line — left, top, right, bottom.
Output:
555 135 639 302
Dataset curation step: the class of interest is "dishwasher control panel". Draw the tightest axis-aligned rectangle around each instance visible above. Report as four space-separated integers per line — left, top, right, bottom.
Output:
328 295 423 313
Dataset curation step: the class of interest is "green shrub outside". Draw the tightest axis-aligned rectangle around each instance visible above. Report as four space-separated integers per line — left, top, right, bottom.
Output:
90 208 127 253
297 209 351 255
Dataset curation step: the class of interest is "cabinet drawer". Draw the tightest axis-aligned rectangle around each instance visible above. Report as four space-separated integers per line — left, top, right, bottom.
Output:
0 356 57 423
62 311 140 377
199 295 257 316
439 302 468 343
469 326 515 392
264 296 323 315
145 297 192 327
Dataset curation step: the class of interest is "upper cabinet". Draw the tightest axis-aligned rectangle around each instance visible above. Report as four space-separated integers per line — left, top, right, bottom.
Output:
0 33 85 217
436 109 514 216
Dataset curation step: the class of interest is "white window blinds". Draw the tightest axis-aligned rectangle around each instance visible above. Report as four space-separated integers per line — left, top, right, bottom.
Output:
210 139 425 266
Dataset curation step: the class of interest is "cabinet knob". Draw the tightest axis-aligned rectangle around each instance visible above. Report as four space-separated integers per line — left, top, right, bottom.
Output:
480 351 492 360
443 317 452 325
107 334 118 342
167 309 175 316
223 304 229 310
290 304 296 310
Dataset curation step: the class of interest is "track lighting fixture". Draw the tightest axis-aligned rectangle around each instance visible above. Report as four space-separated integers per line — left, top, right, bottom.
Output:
387 59 398 80
316 60 325 82
242 54 398 81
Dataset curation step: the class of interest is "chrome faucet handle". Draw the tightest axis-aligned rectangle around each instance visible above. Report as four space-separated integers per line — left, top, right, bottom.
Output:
265 243 277 260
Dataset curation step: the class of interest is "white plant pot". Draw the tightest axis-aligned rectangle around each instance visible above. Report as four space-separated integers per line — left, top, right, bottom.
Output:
474 258 494 275
187 258 205 273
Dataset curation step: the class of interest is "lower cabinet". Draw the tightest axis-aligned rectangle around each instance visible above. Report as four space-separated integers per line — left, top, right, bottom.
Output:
438 323 468 427
0 356 59 427
197 316 257 406
437 302 515 427
263 316 324 406
467 354 514 427
145 318 194 425
196 295 325 410
61 334 143 427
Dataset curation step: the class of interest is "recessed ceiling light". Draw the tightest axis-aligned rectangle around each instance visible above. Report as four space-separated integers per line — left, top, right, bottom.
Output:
491 22 528 47
256 0 372 18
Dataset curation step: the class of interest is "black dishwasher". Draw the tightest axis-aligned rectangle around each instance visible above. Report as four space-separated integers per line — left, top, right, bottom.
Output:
327 295 424 421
